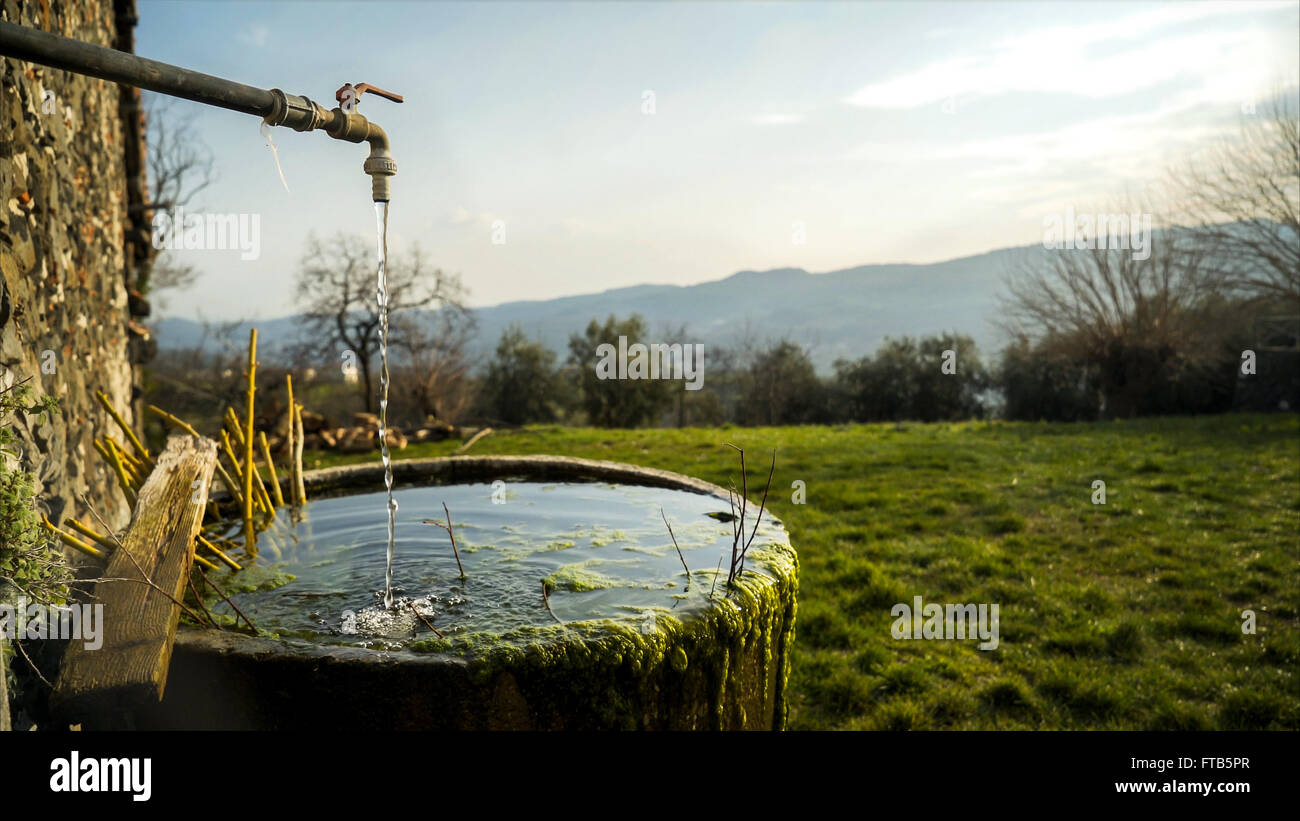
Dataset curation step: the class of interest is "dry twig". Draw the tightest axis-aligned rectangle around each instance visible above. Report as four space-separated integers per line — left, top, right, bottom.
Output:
660 507 690 591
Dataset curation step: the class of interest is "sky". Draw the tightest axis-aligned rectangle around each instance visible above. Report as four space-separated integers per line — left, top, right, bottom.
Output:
134 0 1300 321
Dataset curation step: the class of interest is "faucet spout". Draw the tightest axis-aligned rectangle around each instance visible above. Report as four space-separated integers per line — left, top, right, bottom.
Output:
359 126 396 205
267 89 396 202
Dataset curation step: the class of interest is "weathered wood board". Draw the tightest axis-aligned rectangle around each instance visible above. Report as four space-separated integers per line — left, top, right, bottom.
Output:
51 435 217 727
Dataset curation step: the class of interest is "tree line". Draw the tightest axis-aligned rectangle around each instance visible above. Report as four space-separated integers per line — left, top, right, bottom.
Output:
146 92 1298 430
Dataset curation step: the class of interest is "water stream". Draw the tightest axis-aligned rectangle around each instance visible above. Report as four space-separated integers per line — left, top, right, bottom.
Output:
375 201 399 609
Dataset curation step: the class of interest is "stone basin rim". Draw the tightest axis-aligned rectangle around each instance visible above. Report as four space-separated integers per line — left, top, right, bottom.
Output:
302 454 738 502
176 454 786 664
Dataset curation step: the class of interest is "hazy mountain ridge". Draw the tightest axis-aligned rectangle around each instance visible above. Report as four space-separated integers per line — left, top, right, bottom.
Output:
155 244 1045 371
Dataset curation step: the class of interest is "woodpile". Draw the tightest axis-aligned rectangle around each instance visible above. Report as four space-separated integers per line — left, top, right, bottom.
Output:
266 412 464 454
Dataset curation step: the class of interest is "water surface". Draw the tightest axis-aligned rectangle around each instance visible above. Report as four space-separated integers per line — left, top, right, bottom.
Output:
205 481 789 651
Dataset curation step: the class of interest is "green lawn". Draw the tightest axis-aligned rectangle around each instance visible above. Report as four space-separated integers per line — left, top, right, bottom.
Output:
306 414 1300 730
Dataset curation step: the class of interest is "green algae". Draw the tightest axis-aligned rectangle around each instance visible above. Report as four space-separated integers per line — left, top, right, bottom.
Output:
543 560 621 592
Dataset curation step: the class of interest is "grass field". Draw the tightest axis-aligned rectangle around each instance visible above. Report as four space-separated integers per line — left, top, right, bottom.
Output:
306 414 1300 730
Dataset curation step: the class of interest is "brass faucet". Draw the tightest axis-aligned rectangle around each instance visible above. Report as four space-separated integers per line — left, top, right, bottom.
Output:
266 84 402 202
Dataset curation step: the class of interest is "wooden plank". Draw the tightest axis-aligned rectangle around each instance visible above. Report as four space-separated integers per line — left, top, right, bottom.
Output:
51 435 217 727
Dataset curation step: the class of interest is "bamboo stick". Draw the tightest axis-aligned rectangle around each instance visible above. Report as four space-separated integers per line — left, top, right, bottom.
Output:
64 518 119 553
41 515 106 560
243 329 258 553
214 537 244 557
196 535 242 571
106 438 143 487
258 431 285 507
258 470 274 517
95 390 153 467
91 438 113 466
105 434 146 473
285 375 298 506
192 553 219 572
225 417 273 514
146 404 201 438
105 439 137 506
293 400 306 506
224 407 246 448
221 431 268 516
212 459 244 512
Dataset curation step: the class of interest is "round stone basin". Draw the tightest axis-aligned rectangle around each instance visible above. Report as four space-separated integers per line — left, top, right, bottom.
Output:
145 456 799 730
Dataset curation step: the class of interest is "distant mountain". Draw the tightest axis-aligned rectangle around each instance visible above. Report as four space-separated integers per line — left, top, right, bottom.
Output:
155 244 1046 372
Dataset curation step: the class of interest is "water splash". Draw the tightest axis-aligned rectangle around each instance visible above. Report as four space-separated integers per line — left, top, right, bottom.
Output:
260 119 291 194
376 201 399 609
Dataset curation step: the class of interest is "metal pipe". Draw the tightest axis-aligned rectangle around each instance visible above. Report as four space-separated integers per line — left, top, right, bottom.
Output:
0 20 273 116
0 21 395 201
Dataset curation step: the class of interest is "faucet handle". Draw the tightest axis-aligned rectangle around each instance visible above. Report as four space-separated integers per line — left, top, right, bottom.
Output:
335 83 404 109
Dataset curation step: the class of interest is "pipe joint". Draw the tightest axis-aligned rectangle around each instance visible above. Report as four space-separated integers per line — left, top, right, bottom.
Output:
267 89 327 132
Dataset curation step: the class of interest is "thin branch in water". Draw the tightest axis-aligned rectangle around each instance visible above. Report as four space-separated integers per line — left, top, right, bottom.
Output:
660 507 690 591
185 572 221 630
541 581 563 625
709 555 724 602
197 565 256 631
724 443 750 587
421 501 466 580
739 449 777 578
726 482 741 586
407 600 444 638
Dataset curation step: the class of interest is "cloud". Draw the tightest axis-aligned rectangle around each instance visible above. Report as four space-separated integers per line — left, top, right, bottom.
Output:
752 113 804 125
843 1 1293 109
844 101 1230 182
237 24 270 47
448 205 499 227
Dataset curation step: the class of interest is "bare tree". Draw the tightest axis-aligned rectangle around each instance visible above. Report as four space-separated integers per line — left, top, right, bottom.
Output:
1170 90 1300 304
143 96 217 302
999 203 1238 418
392 305 478 425
295 234 467 413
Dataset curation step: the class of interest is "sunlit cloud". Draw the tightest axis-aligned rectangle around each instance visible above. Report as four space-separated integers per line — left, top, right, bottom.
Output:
844 1 1292 109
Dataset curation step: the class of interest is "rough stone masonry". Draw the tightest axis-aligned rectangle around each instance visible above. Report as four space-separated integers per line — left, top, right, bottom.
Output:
1 0 153 533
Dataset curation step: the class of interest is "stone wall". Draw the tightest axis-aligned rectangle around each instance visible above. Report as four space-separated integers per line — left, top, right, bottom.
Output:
1 0 147 532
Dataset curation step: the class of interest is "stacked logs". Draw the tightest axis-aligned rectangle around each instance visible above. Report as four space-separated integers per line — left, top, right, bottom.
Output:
288 412 463 454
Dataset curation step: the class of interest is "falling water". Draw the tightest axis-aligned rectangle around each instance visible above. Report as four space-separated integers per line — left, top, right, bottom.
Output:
376 201 399 609
259 120 291 194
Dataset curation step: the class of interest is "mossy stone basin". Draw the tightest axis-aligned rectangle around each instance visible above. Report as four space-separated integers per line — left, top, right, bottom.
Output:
141 456 798 730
